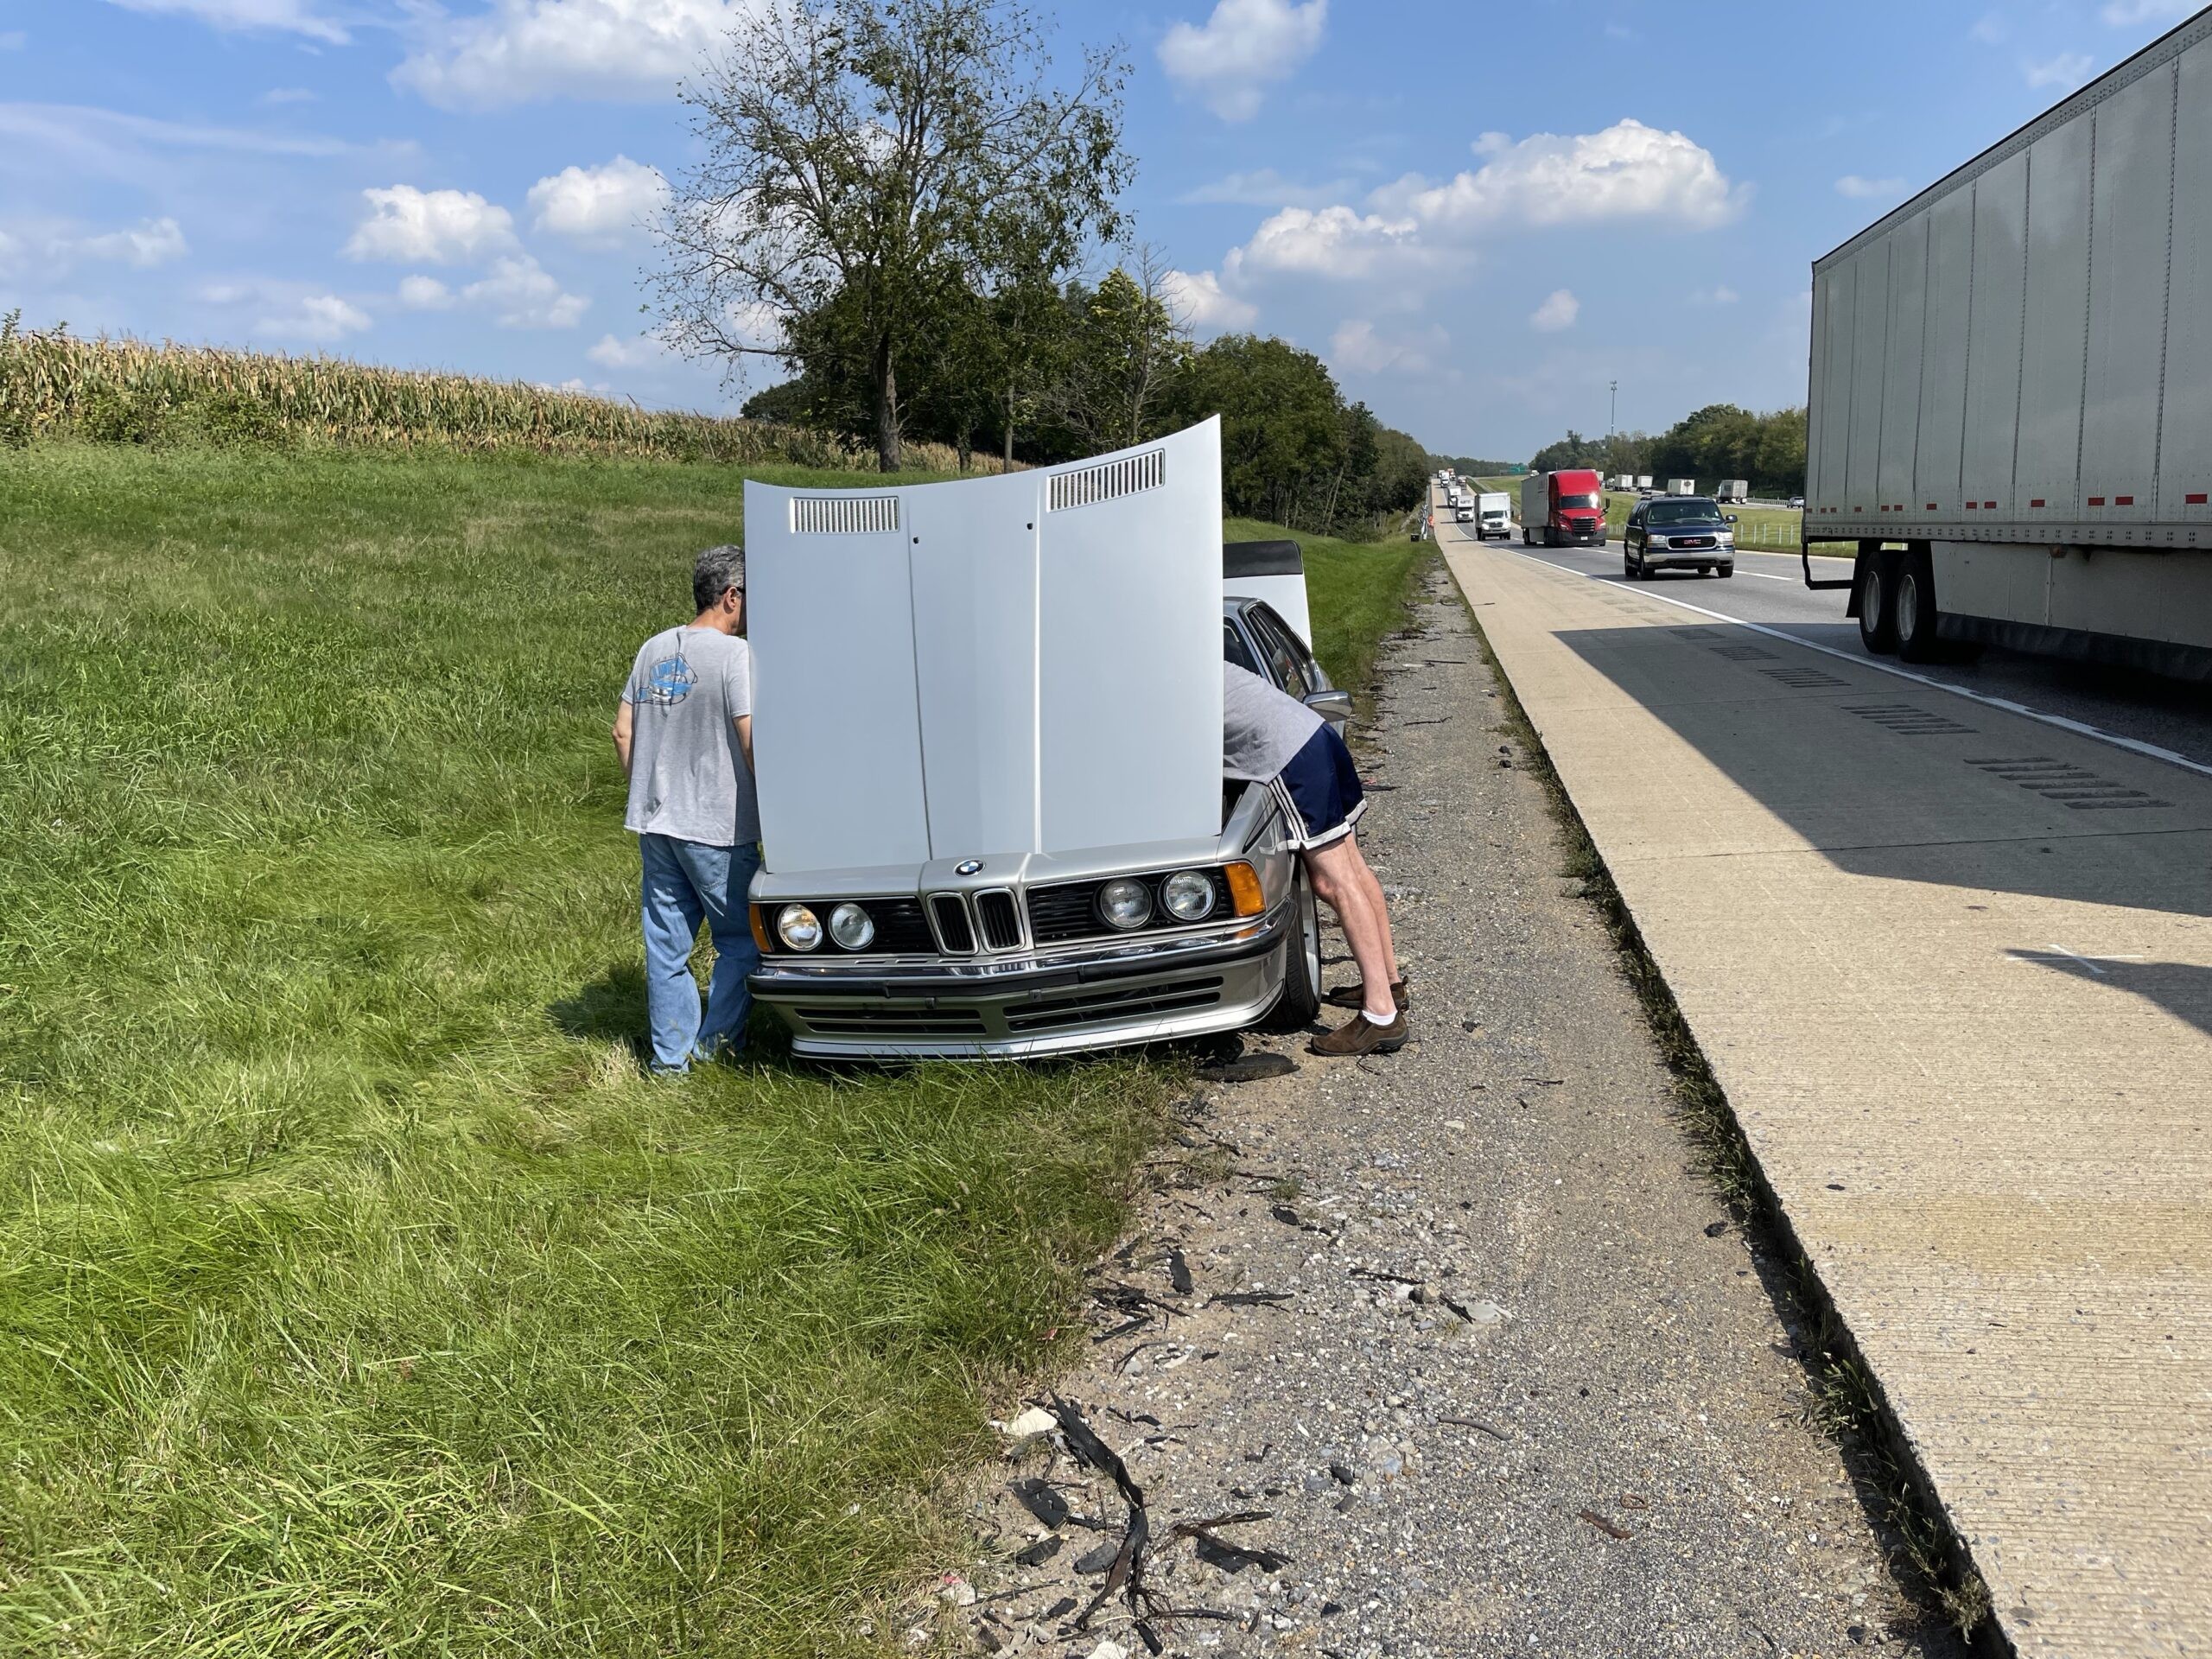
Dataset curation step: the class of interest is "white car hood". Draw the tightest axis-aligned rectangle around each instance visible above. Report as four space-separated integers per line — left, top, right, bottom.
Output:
745 418 1225 877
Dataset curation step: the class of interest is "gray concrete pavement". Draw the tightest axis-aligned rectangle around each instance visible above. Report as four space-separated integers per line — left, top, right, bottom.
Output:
935 570 1959 1659
1441 514 2212 1659
1513 534 2212 772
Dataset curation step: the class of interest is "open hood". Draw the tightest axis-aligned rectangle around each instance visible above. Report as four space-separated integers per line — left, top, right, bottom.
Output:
746 418 1224 877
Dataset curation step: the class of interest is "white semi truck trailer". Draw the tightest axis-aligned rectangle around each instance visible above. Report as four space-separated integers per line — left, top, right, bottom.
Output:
1806 8 2212 676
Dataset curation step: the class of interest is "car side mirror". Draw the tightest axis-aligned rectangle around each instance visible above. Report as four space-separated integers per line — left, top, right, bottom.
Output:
1726 514 1738 524
1303 689 1353 723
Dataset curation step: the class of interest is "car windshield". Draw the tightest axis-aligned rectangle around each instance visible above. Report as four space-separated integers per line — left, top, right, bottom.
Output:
1648 499 1724 525
1556 493 1601 510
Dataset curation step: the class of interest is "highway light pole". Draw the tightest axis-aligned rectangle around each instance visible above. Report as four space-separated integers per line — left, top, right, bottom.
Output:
1608 380 1618 439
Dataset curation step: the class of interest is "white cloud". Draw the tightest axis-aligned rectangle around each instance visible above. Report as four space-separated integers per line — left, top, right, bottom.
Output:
1384 120 1748 231
259 86 318 105
587 330 678 368
1969 11 2006 43
462 255 588 328
1158 0 1327 122
99 0 348 44
2101 1 2194 23
2024 50 2095 88
1529 289 1580 333
397 275 454 310
528 155 669 246
73 215 190 268
1328 318 1446 376
257 293 372 344
1236 204 1420 281
345 186 518 264
393 0 751 111
1160 268 1257 330
1836 175 1906 199
1691 285 1740 306
0 229 21 274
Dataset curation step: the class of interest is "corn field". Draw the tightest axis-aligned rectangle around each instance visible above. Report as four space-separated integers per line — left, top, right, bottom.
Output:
0 322 974 472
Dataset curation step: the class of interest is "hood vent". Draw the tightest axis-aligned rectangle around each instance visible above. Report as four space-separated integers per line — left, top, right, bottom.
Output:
791 494 899 534
1049 448 1166 512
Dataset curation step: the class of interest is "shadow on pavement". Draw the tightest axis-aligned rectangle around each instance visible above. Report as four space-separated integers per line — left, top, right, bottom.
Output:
1547 621 2212 919
2009 950 2212 1043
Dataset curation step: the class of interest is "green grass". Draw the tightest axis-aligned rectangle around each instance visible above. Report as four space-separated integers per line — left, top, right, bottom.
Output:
1226 517 1431 703
0 443 1184 1656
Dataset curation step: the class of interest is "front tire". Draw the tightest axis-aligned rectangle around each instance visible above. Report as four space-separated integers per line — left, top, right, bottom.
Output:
1264 863 1323 1032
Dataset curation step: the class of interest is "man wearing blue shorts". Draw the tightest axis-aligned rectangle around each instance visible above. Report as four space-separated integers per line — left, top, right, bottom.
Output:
1224 664 1408 1057
611 545 760 1073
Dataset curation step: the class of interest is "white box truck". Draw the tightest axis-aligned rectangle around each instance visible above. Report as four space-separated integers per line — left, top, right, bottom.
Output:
1668 479 1696 496
1636 475 1654 491
1615 474 1636 490
1475 490 1512 540
1717 479 1750 503
1806 9 2212 673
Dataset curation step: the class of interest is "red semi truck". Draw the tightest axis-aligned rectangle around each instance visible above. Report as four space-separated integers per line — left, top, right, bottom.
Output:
1520 468 1608 548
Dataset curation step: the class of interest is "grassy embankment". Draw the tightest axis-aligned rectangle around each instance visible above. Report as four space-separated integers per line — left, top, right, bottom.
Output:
1225 515 1430 712
0 441 1422 1656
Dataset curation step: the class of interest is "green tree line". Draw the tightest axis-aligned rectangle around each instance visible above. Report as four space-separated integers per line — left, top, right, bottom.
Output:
657 0 1428 539
1529 404 1807 496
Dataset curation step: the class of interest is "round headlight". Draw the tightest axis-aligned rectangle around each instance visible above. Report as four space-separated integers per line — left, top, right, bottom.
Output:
777 903 823 951
1096 877 1153 931
1161 869 1217 922
828 902 874 950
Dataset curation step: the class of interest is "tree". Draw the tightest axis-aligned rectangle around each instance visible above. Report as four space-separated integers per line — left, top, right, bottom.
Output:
655 0 1131 471
1169 334 1345 528
1048 247 1190 453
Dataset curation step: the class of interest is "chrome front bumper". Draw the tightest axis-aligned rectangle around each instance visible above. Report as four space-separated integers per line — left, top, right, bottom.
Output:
751 912 1290 1059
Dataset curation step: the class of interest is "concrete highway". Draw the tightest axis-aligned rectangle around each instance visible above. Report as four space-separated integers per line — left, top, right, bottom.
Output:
1434 489 2212 1659
1510 536 2212 772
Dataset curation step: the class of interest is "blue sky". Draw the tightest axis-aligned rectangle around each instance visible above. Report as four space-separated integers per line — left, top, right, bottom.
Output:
1 0 2201 458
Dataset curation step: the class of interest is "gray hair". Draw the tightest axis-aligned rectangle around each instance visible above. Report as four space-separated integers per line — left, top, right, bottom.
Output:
693 543 746 611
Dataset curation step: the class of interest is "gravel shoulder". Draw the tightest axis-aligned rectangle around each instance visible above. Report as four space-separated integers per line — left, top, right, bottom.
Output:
919 570 1966 1659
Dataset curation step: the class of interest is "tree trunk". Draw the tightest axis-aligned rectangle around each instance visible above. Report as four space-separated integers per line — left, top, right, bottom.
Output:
957 420 972 474
1003 381 1016 472
873 332 901 473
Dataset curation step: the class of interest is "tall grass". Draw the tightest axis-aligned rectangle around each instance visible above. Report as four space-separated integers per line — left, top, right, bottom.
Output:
0 321 975 473
0 442 1170 1656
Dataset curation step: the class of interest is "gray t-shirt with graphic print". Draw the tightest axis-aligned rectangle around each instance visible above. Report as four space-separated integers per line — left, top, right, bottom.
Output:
621 626 758 847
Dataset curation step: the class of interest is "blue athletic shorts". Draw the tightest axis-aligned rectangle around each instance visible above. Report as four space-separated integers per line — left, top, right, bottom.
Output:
1272 724 1366 849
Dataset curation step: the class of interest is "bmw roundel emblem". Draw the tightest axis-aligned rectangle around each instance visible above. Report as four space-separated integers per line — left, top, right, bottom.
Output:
955 859 983 875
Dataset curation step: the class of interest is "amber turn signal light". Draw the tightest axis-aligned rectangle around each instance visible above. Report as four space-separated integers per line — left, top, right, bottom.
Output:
1223 861 1265 917
749 905 775 954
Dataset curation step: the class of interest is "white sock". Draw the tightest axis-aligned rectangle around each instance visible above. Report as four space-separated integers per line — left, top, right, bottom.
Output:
1363 1007 1395 1026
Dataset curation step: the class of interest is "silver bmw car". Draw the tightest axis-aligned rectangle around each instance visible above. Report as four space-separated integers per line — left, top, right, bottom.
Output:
740 422 1350 1060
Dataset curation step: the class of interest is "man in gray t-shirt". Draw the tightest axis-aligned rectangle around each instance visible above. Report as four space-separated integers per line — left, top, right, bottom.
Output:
612 544 760 1072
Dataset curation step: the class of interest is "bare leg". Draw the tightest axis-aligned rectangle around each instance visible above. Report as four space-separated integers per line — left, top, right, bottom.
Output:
1344 835 1398 983
1303 834 1397 1020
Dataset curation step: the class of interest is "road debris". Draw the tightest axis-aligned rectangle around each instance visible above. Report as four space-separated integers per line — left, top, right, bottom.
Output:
1578 1508 1635 1541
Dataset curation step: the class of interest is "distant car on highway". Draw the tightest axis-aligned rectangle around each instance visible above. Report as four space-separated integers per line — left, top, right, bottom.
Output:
1788 495 1805 510
1624 496 1736 580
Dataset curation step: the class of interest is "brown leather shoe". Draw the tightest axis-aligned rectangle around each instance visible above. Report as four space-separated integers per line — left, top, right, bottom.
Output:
1308 1010 1408 1057
1324 976 1409 1011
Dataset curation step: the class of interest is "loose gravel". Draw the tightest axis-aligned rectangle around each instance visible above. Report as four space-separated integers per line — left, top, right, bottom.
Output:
911 573 1965 1659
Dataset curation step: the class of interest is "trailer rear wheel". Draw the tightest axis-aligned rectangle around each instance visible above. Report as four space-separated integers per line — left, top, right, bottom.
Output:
1858 547 1901 654
1895 546 1941 663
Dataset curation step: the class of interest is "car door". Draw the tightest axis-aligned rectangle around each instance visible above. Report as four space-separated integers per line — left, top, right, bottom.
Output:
1625 504 1645 559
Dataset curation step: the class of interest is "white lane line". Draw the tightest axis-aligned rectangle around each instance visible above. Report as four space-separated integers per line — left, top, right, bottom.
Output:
1503 545 2212 785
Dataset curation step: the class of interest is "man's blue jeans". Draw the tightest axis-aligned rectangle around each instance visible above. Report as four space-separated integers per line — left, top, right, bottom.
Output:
639 834 762 1072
